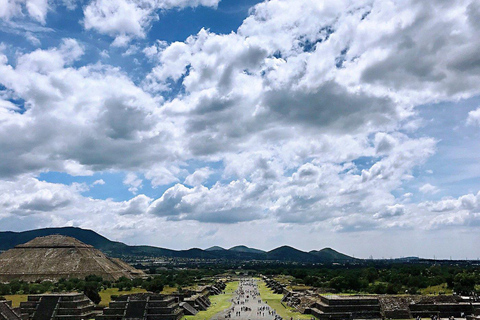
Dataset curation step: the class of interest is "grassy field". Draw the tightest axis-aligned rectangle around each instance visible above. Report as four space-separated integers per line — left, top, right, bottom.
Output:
4 294 29 308
162 285 179 295
182 281 239 320
419 283 452 295
98 287 147 307
258 281 313 320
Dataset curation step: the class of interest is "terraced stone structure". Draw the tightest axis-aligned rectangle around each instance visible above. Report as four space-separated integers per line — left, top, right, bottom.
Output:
96 294 184 320
298 294 480 319
0 300 23 320
409 298 477 318
19 293 96 320
207 281 226 295
305 295 382 320
178 302 198 316
0 235 145 282
264 277 284 294
181 287 211 312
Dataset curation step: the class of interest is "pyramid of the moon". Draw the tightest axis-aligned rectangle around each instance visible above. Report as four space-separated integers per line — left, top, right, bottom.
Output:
0 235 145 282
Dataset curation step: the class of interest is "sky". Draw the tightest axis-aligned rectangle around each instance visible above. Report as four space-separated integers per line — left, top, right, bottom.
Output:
0 0 480 259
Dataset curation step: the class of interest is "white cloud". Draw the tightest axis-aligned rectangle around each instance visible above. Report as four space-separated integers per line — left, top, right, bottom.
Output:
422 192 480 213
92 179 105 186
2 0 480 255
119 194 152 215
0 39 181 182
467 107 480 126
419 183 439 195
123 173 143 194
148 181 266 223
374 204 405 219
0 0 49 24
184 167 213 186
83 0 221 45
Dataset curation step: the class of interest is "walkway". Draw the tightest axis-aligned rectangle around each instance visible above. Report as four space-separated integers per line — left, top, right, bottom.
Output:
212 278 282 320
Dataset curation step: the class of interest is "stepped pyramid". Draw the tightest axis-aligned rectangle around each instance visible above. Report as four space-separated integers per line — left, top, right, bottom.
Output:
0 235 145 282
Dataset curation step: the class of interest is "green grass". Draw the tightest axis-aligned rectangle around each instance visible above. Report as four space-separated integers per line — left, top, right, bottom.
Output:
182 281 239 320
162 286 179 295
258 281 313 320
98 287 147 307
4 294 29 308
419 283 452 295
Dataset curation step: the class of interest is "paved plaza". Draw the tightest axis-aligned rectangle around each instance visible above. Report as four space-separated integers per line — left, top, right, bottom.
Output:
212 278 282 320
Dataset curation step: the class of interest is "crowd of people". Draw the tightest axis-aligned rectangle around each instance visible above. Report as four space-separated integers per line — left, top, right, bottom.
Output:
224 279 283 320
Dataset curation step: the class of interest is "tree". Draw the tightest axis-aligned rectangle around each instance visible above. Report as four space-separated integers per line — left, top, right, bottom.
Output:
84 282 101 304
453 273 476 295
145 277 164 293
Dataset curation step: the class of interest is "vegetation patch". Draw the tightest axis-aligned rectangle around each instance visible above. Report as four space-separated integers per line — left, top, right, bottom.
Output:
419 283 452 295
4 294 29 308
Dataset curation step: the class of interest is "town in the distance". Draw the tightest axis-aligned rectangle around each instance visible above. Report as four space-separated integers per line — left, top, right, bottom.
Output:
0 227 479 320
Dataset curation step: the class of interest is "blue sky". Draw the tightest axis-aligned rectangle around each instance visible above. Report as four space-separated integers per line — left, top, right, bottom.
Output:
1 0 480 258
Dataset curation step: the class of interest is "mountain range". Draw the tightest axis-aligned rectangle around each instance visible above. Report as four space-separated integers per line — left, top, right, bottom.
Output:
0 227 356 263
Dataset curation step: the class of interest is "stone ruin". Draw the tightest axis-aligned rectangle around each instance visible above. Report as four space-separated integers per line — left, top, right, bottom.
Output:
282 289 480 320
96 293 184 320
0 300 23 320
174 286 212 315
19 293 97 320
4 280 226 320
305 295 383 320
207 280 226 295
96 280 226 319
407 295 478 319
174 280 226 315
263 276 285 294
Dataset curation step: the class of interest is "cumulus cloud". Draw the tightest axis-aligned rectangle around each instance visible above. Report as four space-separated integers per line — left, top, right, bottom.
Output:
374 204 405 219
422 192 480 213
0 0 50 24
118 194 152 215
2 0 480 249
467 107 480 126
123 173 143 194
83 0 221 45
0 39 180 182
148 181 266 223
184 167 213 186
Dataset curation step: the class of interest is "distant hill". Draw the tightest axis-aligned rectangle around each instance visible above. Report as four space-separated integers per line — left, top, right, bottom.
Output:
229 245 265 254
0 227 356 263
309 247 355 261
205 246 227 251
267 245 316 262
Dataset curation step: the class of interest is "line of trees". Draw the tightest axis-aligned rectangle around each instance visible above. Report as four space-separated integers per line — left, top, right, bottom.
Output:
263 264 480 295
0 269 219 304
